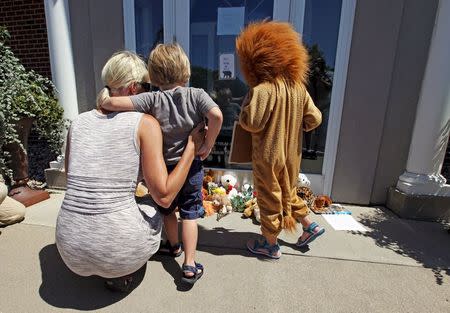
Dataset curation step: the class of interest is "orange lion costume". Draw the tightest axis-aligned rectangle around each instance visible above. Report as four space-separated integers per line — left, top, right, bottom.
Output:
235 21 322 239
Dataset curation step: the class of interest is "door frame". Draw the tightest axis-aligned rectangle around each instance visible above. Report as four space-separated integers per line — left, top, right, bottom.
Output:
279 0 356 195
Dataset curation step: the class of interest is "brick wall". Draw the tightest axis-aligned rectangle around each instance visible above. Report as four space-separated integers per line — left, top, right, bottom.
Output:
0 0 51 79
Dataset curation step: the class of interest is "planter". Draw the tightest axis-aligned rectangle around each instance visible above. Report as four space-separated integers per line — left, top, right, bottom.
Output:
4 117 49 207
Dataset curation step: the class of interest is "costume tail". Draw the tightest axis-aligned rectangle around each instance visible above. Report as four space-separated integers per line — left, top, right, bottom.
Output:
282 213 297 233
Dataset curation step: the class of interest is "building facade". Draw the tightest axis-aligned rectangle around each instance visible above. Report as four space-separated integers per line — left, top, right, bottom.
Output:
3 0 449 220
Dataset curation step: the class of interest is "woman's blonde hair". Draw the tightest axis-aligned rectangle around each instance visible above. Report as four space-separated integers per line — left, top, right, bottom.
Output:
147 43 191 87
96 51 148 107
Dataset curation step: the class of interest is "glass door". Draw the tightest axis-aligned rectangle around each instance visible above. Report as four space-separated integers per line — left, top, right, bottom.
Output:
188 0 276 169
293 0 356 194
294 0 343 175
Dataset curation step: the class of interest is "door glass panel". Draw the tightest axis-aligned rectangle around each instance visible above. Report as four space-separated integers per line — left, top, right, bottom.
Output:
189 0 274 169
301 0 342 174
134 0 164 58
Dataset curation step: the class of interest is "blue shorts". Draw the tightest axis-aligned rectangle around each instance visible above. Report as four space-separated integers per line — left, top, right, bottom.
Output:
157 159 205 220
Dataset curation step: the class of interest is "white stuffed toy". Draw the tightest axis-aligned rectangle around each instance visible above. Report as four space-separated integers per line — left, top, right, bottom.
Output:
221 173 238 198
297 173 311 188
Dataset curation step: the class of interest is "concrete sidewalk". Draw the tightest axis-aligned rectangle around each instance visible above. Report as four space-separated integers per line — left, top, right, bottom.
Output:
0 190 449 313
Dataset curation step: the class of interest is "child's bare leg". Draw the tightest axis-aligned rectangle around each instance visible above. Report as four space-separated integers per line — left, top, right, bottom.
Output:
264 233 278 246
181 219 198 277
164 211 180 247
299 215 322 241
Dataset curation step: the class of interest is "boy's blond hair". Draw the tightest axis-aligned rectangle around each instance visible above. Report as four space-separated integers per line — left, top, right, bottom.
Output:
148 43 191 87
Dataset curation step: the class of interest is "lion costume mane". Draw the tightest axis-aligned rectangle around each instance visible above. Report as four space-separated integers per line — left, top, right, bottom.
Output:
234 21 322 236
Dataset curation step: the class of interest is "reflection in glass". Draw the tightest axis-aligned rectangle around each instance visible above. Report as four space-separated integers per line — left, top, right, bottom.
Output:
134 0 163 58
189 0 274 169
301 0 342 174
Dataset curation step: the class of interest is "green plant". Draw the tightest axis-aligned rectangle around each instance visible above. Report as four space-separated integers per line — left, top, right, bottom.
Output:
230 186 254 213
0 26 65 180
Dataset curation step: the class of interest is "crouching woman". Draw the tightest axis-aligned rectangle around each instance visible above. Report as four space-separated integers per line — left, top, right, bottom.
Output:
55 51 204 291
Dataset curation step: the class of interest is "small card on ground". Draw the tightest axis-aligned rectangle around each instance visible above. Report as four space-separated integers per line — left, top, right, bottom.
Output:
322 214 368 232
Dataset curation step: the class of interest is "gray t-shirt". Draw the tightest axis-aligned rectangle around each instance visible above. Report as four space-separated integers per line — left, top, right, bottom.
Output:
130 86 218 165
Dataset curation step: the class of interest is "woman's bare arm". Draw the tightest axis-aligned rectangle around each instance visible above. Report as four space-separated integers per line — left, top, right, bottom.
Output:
101 96 135 111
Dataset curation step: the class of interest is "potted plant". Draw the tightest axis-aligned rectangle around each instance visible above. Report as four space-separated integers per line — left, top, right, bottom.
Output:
0 26 65 206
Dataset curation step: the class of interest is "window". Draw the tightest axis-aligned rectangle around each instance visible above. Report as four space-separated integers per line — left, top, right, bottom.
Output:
301 0 342 174
189 0 274 169
134 0 164 58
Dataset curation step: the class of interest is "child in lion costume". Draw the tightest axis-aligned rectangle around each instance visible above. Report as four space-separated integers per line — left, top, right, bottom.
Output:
235 21 325 259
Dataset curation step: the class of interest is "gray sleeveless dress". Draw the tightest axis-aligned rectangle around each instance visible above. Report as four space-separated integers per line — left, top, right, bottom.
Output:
56 110 162 278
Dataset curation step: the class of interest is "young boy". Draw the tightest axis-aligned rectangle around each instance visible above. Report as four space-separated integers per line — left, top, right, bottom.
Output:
100 44 223 283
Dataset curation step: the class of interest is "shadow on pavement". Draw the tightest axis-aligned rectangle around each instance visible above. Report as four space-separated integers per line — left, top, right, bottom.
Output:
148 254 195 292
38 244 145 311
196 224 295 261
148 224 278 289
352 207 450 285
196 225 261 257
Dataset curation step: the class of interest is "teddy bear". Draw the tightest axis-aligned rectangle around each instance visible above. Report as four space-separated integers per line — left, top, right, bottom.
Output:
297 173 311 188
242 197 261 223
220 173 238 199
203 200 216 217
211 193 233 221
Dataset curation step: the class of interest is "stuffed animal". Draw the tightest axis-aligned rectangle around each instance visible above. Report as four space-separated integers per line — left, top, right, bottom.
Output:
211 193 233 221
314 195 333 210
242 197 260 223
220 173 238 198
297 173 311 188
202 171 215 201
135 181 148 197
203 200 216 216
202 188 209 200
242 183 252 192
203 172 214 188
297 186 315 212
211 185 226 196
220 173 237 189
296 173 315 211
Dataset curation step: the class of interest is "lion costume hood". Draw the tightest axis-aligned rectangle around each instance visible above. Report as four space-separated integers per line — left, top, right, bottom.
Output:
236 21 309 87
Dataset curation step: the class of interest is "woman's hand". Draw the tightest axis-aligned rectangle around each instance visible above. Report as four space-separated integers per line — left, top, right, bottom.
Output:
188 122 206 154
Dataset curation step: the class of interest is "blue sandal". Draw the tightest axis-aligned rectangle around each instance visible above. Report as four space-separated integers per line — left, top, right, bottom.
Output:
157 240 182 257
181 262 204 284
247 238 281 259
296 222 325 247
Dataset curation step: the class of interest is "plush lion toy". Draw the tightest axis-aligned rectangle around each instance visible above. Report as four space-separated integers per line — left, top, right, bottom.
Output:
235 21 322 239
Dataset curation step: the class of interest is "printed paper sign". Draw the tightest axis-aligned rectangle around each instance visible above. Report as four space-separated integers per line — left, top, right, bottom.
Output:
217 7 245 35
219 53 235 80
